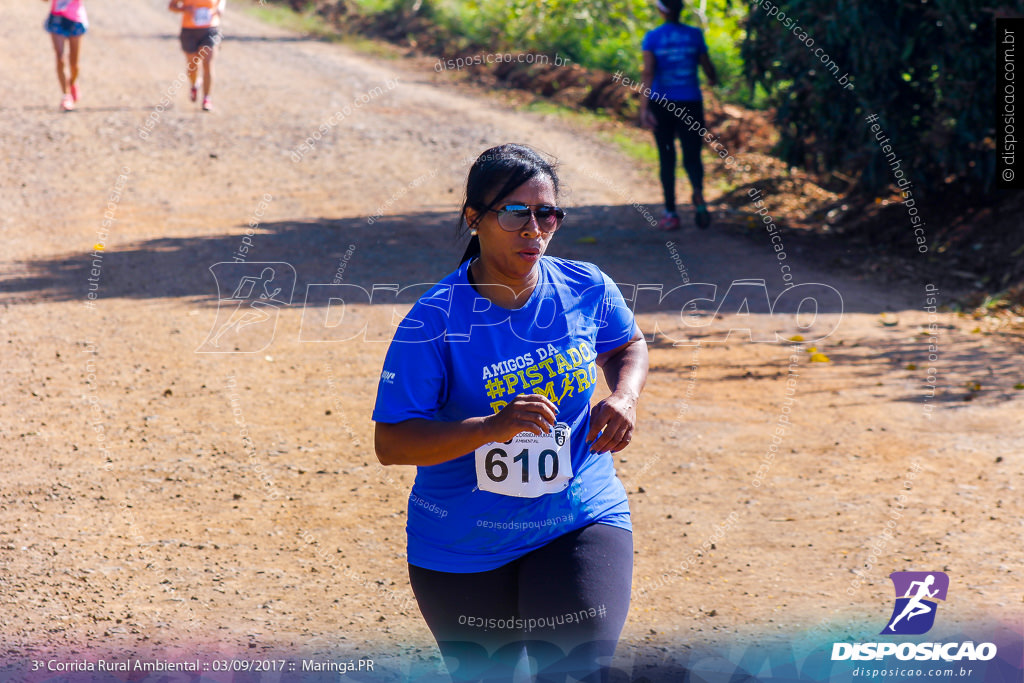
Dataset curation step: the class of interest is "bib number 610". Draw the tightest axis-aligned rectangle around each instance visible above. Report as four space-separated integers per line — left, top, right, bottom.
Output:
484 447 560 483
475 424 572 498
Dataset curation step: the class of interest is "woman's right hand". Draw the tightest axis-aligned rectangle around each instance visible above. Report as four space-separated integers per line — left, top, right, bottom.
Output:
640 108 657 130
485 394 559 442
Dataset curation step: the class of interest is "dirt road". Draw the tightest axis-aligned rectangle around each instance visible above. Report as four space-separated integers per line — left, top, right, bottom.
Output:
2 0 1021 678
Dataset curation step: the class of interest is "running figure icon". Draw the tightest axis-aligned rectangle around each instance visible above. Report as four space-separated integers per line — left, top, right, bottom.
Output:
887 574 938 631
881 571 949 635
208 267 285 347
197 262 296 354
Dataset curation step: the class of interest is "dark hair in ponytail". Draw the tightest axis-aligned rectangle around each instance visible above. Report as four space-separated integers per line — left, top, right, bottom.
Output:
661 0 683 23
457 144 560 265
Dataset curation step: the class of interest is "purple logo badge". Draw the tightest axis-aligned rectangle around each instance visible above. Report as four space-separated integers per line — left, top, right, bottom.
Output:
881 571 949 635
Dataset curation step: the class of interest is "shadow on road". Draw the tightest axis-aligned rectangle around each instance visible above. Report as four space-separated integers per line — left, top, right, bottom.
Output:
2 204 904 320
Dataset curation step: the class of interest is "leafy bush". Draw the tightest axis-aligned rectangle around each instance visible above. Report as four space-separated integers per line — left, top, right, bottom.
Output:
742 0 1000 191
350 0 762 107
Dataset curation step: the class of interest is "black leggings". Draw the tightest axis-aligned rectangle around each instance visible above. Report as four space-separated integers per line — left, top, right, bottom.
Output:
650 98 705 213
408 522 633 683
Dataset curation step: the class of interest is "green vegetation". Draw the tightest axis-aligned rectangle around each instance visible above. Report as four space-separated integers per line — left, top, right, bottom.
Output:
349 0 764 108
241 0 403 56
742 0 997 192
263 0 999 197
246 2 341 40
601 130 660 165
518 100 657 164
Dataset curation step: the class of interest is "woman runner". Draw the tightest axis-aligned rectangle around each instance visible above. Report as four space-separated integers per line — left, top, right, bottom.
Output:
640 0 719 230
42 0 88 112
168 0 224 111
373 144 649 682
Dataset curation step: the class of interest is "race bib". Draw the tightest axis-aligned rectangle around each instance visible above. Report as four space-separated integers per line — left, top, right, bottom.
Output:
192 7 213 25
55 0 72 12
475 423 573 498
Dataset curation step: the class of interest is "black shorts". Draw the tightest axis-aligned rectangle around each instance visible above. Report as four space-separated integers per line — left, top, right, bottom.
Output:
179 27 221 54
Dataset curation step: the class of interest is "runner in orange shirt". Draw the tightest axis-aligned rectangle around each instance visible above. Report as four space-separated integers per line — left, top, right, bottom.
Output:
168 0 224 111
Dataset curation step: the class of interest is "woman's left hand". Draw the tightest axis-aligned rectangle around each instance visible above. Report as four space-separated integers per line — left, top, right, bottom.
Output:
587 390 638 453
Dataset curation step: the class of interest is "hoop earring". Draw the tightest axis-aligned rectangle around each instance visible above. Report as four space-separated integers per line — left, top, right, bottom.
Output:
469 229 478 236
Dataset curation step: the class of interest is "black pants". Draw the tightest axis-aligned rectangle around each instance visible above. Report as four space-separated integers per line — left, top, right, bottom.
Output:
408 522 633 683
650 98 705 213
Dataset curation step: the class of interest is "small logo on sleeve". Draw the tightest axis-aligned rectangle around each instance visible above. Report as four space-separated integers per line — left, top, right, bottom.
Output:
380 370 396 384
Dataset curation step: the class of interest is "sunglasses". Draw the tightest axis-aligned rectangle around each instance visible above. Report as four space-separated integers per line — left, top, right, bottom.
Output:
489 204 566 232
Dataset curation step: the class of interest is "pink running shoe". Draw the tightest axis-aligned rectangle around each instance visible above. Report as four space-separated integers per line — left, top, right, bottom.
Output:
658 211 681 231
60 94 75 111
202 96 213 112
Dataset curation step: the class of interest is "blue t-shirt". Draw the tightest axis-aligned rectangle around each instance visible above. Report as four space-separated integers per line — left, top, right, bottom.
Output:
372 256 640 572
642 22 708 102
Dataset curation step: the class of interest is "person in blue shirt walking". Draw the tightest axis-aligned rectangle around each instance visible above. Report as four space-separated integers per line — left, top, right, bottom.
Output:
640 0 719 231
373 143 649 682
